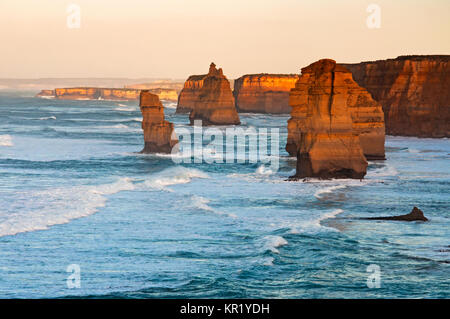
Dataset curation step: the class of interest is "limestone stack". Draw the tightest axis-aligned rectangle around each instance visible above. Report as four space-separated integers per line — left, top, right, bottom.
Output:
139 90 177 153
176 74 207 114
189 63 240 125
288 59 368 179
287 62 385 160
233 74 298 113
342 55 450 137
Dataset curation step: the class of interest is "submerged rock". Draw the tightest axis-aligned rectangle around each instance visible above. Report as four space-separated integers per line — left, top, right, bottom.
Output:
361 207 429 222
139 90 178 153
288 59 368 179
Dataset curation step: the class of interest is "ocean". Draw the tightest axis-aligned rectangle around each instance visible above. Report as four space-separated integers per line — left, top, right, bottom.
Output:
0 91 448 298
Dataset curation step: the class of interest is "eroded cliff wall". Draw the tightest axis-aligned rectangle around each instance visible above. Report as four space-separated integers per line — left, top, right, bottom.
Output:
342 55 450 137
233 74 298 113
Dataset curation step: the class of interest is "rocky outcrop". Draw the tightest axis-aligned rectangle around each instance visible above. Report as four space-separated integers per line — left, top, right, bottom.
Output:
233 74 298 113
176 74 207 114
189 63 240 125
287 61 385 160
361 207 428 222
36 87 178 101
36 89 55 98
342 55 450 137
288 59 368 179
139 90 178 153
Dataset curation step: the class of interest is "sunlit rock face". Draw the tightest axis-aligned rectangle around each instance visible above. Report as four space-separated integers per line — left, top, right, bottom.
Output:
345 77 386 160
188 63 240 125
288 59 368 179
287 61 386 160
233 74 298 113
176 74 207 114
342 55 450 138
139 90 178 154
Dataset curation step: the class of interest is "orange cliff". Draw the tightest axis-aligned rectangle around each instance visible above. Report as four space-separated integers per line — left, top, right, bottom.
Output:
176 74 206 114
36 87 178 101
139 90 178 154
286 62 385 160
288 59 368 179
342 55 450 138
189 63 240 125
233 74 298 113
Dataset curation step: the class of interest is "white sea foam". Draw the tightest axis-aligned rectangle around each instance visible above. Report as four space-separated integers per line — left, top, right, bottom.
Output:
263 257 275 266
0 135 13 147
190 195 237 218
289 209 344 234
163 102 177 109
144 167 209 191
314 185 347 199
263 235 288 254
38 116 56 120
0 177 135 237
256 165 275 175
367 164 399 177
114 107 136 112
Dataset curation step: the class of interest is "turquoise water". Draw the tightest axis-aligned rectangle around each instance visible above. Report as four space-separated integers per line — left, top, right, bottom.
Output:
0 91 448 298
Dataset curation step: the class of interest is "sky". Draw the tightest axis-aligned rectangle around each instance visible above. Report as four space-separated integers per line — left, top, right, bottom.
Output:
0 0 449 79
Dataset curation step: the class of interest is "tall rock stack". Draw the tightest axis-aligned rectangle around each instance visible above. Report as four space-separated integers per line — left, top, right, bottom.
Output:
189 63 240 125
342 55 450 138
176 74 207 114
233 74 298 113
288 59 368 179
287 61 386 160
140 90 178 153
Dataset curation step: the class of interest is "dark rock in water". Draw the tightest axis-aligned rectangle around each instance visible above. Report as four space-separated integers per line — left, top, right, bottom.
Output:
362 207 428 222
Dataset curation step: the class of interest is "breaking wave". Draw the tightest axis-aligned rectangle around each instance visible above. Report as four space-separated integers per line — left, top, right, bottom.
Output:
0 177 135 237
143 167 209 191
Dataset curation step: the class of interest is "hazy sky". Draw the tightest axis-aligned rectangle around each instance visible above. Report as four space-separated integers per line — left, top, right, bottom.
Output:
1 0 449 79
